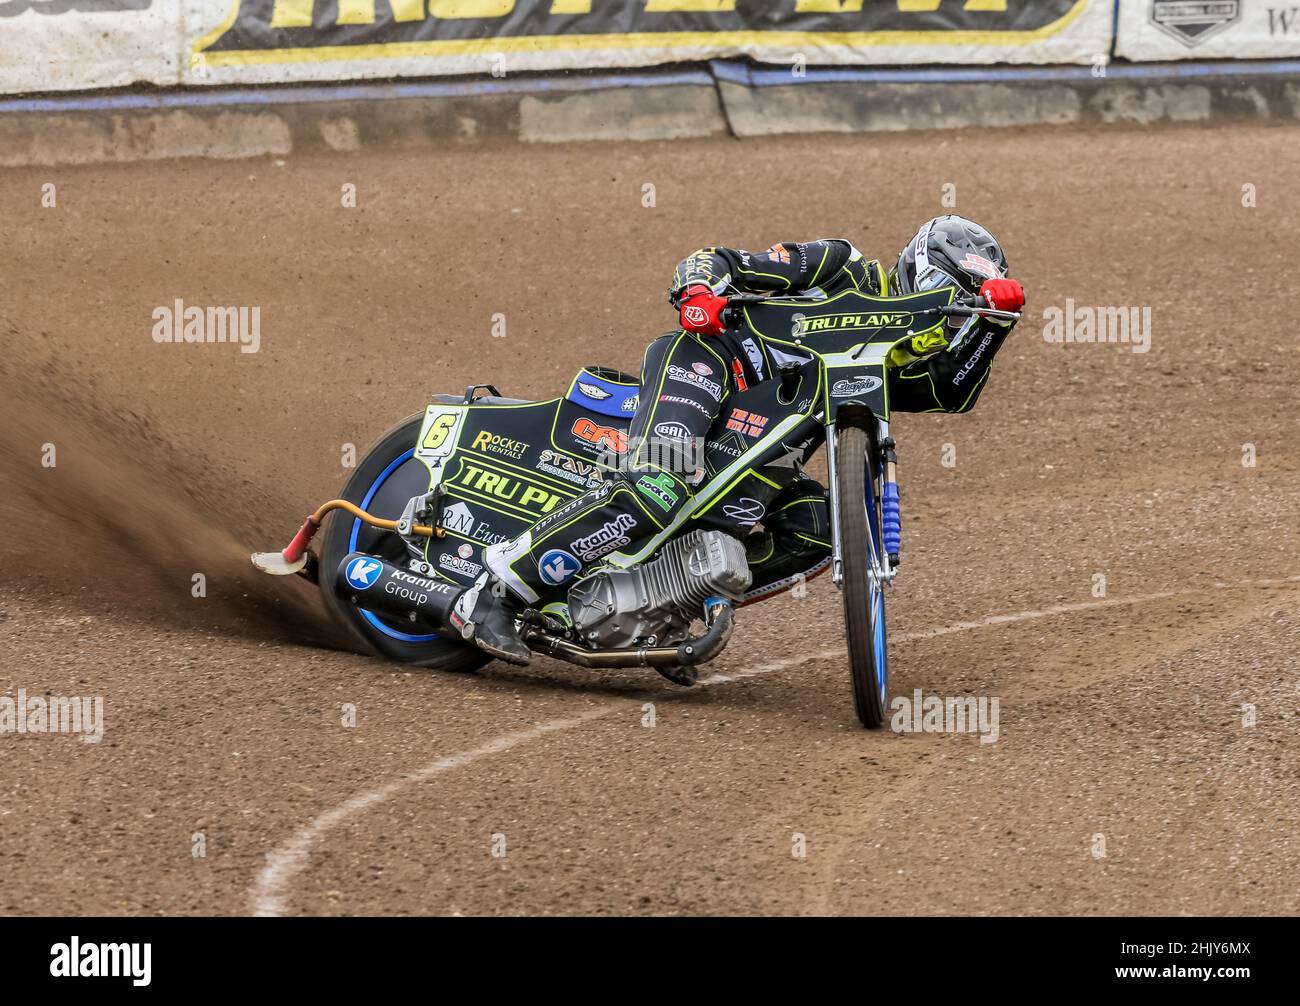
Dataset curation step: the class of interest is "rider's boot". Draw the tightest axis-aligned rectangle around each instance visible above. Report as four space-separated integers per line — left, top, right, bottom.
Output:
448 573 532 666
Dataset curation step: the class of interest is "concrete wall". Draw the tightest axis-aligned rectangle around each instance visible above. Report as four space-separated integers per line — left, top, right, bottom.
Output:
3 64 1299 167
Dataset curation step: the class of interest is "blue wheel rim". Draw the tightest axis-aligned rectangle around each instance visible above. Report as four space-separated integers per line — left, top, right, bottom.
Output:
348 448 439 643
863 456 888 703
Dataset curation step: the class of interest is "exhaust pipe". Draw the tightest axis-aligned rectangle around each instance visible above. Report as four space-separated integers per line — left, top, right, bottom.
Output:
336 551 735 677
521 600 734 672
335 552 462 628
522 632 685 669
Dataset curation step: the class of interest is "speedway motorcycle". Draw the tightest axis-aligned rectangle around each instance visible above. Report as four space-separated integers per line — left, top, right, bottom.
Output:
252 289 1017 727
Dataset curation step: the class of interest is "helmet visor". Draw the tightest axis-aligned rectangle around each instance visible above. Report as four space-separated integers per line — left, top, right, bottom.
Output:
914 265 961 293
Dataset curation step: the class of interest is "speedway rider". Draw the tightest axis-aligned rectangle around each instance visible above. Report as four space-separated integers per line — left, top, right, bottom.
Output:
455 215 1026 667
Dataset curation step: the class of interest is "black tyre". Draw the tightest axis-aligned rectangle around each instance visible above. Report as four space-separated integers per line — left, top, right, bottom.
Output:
835 423 890 728
318 413 488 672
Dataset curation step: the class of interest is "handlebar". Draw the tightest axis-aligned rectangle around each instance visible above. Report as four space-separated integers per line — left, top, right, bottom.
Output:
720 292 775 324
937 298 1022 323
721 291 1021 324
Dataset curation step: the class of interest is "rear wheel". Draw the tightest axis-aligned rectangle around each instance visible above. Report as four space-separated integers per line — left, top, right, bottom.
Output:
318 414 488 672
835 423 889 728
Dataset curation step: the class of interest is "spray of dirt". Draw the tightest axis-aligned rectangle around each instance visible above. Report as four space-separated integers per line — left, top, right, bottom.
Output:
0 356 352 651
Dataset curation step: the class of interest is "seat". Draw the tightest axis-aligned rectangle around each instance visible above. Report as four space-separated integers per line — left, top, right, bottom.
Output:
565 366 639 418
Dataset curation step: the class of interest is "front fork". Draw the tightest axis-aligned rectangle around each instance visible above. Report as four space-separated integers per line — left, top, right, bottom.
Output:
881 429 901 568
827 419 901 588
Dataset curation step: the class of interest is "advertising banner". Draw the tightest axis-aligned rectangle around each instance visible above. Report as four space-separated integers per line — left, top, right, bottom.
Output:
183 0 1114 85
0 0 177 93
1116 1 1300 60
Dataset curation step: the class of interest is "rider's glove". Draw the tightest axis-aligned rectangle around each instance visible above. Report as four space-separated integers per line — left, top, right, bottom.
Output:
678 284 728 336
979 278 1025 313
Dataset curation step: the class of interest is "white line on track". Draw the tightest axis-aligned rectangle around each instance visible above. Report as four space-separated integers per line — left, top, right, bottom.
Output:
249 574 1299 916
250 710 608 917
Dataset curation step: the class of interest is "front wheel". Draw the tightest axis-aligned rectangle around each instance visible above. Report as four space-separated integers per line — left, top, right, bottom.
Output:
835 424 889 728
317 413 488 673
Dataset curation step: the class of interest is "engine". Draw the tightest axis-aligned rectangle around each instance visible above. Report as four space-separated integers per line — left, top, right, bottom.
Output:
566 530 751 649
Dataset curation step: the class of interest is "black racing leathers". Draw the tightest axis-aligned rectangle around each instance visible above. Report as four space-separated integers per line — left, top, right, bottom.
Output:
741 473 832 603
890 316 1012 414
671 239 881 389
483 329 729 604
670 237 1014 413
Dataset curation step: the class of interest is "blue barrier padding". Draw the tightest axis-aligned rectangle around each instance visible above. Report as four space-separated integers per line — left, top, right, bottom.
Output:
716 58 1300 86
4 58 1300 116
0 68 715 115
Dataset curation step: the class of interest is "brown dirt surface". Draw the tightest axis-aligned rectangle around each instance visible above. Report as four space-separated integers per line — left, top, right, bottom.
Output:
1 122 1297 916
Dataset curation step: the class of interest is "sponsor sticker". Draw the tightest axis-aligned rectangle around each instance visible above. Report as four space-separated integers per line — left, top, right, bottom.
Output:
691 361 713 376
682 305 708 328
536 448 605 489
634 472 679 514
725 408 769 439
658 393 712 418
439 552 483 578
959 252 1004 280
474 526 510 546
571 417 628 454
705 431 748 476
449 458 565 516
388 567 450 591
654 421 692 441
831 375 884 397
570 514 637 562
345 557 383 590
439 501 509 545
530 480 616 539
712 431 746 458
538 549 582 586
440 501 476 535
798 312 912 334
577 381 612 400
952 330 995 386
666 364 723 403
722 497 765 524
471 430 529 460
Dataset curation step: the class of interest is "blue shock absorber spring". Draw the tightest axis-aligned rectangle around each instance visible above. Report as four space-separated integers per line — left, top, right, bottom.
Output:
882 480 901 560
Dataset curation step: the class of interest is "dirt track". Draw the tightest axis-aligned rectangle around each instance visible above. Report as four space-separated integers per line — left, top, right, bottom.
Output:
1 122 1298 916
